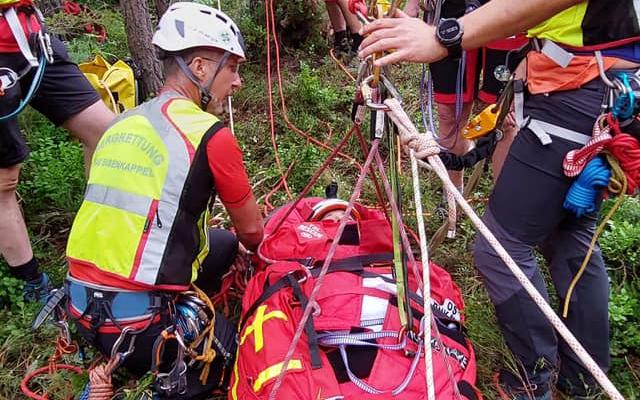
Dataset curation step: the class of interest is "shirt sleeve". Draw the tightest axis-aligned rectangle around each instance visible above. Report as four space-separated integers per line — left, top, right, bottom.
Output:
206 127 253 208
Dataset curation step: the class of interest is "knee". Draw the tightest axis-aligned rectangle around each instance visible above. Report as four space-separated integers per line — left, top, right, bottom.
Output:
209 228 239 255
0 166 20 199
64 101 114 148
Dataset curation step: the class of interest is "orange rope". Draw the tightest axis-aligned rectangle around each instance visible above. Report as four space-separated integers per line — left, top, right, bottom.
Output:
328 48 356 82
262 0 363 208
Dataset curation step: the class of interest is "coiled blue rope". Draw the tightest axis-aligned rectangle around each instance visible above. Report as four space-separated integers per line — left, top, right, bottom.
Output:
563 157 611 217
78 383 91 400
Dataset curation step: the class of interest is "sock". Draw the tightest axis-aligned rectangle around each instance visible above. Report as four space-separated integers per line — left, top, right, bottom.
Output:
9 257 42 282
350 33 364 51
334 30 349 46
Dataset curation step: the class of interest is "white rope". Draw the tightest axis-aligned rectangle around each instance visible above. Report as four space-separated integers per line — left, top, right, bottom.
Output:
385 98 457 238
385 98 463 399
385 98 625 400
409 148 436 400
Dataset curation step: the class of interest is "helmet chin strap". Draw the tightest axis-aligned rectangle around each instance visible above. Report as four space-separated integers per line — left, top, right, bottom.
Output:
174 51 231 110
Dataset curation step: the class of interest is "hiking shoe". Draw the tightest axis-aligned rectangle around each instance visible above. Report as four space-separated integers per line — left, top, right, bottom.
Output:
333 31 352 59
494 372 552 400
557 378 603 400
23 272 52 303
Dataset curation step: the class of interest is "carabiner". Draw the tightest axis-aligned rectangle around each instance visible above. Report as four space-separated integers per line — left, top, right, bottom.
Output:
110 325 138 360
361 74 403 111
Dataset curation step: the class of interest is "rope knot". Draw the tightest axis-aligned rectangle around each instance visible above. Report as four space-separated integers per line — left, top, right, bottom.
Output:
402 133 441 159
197 349 217 364
383 98 440 159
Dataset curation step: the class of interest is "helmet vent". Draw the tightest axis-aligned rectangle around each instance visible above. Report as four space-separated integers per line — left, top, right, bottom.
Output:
175 20 185 38
216 14 228 23
199 9 212 15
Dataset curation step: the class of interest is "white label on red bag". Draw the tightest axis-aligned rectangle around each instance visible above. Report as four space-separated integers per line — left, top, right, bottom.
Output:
431 298 461 322
296 223 325 240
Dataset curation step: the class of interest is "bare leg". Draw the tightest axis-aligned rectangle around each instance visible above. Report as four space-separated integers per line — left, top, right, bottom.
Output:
337 0 362 34
325 1 347 33
62 100 114 173
0 164 32 267
491 111 518 182
436 101 474 190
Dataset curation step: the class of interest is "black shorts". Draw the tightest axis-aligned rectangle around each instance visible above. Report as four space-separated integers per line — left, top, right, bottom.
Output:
0 36 101 168
431 36 528 104
429 0 527 104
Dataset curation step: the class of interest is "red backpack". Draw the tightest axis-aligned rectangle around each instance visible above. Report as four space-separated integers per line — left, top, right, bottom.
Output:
230 199 482 400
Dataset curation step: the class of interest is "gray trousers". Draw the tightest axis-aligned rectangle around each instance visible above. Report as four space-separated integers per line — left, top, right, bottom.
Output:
473 79 611 396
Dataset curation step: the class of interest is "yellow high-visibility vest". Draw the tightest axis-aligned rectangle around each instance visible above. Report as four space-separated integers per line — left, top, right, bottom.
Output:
67 91 223 291
528 1 640 49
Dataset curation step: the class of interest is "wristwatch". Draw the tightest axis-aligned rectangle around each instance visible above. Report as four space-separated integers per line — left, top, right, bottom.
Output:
435 18 464 59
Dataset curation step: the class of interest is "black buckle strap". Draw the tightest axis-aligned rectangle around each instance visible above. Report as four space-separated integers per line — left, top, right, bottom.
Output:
286 274 323 370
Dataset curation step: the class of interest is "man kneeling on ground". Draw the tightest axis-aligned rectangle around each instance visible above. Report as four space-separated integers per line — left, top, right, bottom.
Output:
64 3 263 398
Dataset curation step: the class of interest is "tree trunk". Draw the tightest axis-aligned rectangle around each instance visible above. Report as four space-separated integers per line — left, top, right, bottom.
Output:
120 0 163 98
154 0 169 18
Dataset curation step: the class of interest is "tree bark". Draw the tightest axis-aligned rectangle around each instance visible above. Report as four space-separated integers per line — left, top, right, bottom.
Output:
120 0 163 98
154 0 169 18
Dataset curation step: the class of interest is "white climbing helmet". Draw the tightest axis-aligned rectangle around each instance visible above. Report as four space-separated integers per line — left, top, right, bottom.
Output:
152 2 245 59
309 199 361 222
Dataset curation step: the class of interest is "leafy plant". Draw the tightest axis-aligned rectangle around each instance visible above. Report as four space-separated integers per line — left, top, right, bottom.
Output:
609 284 640 357
0 263 24 308
600 197 640 278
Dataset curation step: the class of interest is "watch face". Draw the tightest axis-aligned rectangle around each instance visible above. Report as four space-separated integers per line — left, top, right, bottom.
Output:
438 19 461 42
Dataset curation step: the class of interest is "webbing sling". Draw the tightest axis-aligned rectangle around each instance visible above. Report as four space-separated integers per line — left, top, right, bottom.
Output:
3 6 38 66
239 270 323 369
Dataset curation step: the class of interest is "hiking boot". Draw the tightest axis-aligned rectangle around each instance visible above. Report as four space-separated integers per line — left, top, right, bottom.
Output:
494 371 552 400
23 272 52 303
556 378 603 400
333 30 352 59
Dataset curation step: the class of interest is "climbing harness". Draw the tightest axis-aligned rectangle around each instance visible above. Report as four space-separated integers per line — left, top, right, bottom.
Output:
151 284 233 396
0 4 53 121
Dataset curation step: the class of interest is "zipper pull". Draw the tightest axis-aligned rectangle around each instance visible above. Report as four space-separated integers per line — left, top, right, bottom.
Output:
155 208 163 228
143 219 151 233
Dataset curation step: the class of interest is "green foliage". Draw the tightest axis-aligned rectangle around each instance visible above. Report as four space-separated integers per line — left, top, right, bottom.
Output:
47 4 128 62
231 0 328 62
610 284 640 357
18 112 85 215
600 197 640 276
0 303 73 399
0 264 24 308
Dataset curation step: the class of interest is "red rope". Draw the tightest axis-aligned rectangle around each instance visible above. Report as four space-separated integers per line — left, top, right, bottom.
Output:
21 365 83 400
264 0 293 200
263 160 296 215
605 133 640 194
262 0 364 207
270 124 361 234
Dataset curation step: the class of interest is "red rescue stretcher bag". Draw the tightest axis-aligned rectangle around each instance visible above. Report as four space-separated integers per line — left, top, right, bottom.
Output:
230 199 482 399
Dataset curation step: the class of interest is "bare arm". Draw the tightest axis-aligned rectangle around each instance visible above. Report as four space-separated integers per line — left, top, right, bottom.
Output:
358 0 584 66
226 194 264 252
459 0 582 50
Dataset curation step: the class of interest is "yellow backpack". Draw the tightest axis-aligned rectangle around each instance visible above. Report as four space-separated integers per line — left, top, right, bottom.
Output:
79 55 138 114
